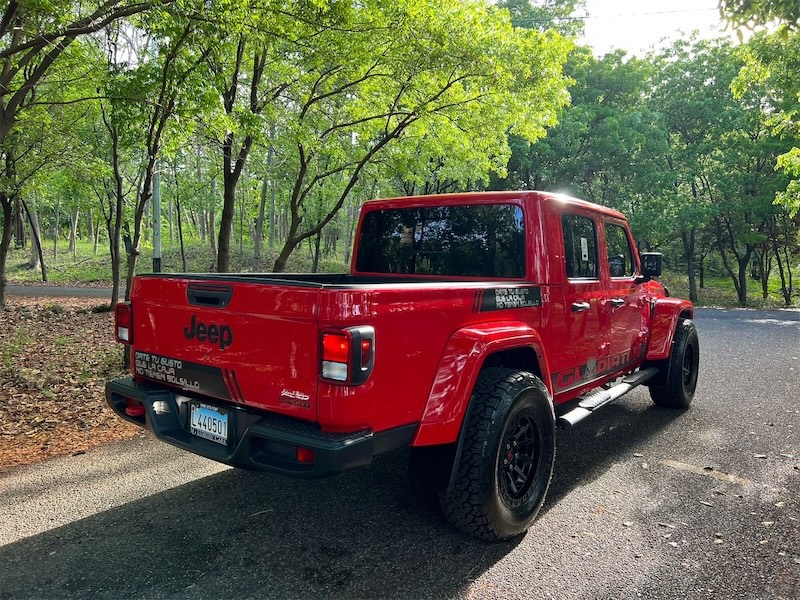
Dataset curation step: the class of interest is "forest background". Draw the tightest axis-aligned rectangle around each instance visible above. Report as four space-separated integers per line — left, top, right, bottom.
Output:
1 0 799 310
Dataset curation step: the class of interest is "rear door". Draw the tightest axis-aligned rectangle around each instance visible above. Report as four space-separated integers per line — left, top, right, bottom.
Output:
130 276 322 421
556 212 609 394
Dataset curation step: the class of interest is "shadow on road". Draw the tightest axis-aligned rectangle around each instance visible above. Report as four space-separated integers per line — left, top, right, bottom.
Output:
0 394 681 599
547 395 683 510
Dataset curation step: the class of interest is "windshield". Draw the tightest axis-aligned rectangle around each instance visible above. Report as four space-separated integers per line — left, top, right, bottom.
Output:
355 203 525 278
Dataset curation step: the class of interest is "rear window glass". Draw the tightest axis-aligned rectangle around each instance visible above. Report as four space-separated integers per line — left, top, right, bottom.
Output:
355 204 525 278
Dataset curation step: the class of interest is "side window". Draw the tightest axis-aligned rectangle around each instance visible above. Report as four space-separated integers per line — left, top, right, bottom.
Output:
605 223 635 278
562 214 598 279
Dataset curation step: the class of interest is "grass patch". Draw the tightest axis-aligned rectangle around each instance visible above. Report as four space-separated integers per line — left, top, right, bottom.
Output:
2 326 31 371
6 239 350 285
660 270 799 309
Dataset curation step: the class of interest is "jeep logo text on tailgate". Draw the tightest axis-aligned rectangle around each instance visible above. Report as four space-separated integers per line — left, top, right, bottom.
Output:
184 315 233 349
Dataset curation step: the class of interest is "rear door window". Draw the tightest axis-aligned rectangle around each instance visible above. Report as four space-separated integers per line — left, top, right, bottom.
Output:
562 214 598 279
356 204 525 278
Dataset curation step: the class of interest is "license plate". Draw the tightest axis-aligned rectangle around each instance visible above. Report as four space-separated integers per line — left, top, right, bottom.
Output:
190 402 229 445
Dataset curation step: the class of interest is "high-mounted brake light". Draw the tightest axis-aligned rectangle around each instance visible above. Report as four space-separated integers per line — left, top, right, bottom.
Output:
321 326 375 385
115 302 132 344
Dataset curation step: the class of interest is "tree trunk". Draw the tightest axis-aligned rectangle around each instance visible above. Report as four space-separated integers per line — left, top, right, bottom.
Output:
217 132 253 273
344 197 357 264
254 173 267 264
773 240 791 307
69 209 79 258
715 218 753 307
142 192 150 243
736 253 751 306
94 220 100 255
273 221 301 273
269 175 276 252
218 173 235 273
108 124 125 307
171 161 186 271
176 195 187 272
168 197 174 247
0 194 13 308
759 247 771 300
312 231 322 273
125 159 157 301
26 199 41 271
681 228 697 303
13 196 25 248
53 200 60 260
87 209 94 252
208 206 217 260
23 198 45 280
238 176 245 258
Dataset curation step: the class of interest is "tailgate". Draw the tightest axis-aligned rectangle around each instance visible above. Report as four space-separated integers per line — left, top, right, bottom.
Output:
129 276 321 420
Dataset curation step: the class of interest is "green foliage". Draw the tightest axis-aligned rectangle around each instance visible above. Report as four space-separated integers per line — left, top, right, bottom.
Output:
776 148 800 215
494 46 667 216
733 30 800 216
1 0 798 309
719 0 800 30
497 0 586 37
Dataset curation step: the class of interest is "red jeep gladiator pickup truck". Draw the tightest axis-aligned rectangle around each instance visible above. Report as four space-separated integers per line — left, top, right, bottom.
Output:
106 191 699 541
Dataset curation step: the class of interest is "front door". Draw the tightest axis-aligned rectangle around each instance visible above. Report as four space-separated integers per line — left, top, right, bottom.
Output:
603 220 648 370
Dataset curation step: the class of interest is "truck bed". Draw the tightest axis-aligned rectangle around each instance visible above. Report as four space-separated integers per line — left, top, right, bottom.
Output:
127 273 554 433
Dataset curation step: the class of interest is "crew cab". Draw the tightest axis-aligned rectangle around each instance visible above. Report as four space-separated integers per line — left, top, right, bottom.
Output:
106 191 699 541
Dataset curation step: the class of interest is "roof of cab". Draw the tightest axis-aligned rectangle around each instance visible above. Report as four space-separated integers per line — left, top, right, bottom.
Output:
360 190 627 221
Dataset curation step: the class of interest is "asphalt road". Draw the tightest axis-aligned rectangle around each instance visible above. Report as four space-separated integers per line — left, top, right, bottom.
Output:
0 308 798 599
7 284 119 299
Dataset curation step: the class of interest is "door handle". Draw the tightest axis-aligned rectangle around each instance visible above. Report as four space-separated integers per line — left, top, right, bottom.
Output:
610 298 626 309
571 302 590 313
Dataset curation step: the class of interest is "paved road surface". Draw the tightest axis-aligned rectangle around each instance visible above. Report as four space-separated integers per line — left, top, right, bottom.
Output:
7 284 118 299
1 308 798 599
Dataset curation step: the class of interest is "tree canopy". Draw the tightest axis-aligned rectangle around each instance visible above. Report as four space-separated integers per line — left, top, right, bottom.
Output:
0 0 798 309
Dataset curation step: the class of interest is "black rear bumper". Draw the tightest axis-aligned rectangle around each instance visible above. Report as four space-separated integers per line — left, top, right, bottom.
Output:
105 376 416 478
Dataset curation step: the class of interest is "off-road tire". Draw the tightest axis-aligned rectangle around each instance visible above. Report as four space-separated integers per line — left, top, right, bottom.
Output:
439 368 555 541
649 318 699 409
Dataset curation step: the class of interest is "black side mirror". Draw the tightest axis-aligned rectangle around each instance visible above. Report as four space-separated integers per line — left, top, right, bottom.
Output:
635 252 662 284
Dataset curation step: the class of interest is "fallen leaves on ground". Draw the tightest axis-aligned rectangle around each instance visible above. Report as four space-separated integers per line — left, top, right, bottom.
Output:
0 297 141 469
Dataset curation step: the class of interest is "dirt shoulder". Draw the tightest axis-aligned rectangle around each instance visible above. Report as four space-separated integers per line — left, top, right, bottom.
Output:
0 297 141 469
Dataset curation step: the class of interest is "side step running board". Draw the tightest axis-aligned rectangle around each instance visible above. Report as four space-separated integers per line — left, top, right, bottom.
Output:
557 367 659 429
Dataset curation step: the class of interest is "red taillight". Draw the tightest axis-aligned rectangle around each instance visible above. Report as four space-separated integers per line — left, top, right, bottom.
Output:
322 333 350 363
320 326 375 385
115 302 132 344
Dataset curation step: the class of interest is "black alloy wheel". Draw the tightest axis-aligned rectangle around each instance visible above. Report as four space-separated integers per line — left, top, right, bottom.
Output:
498 413 539 507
